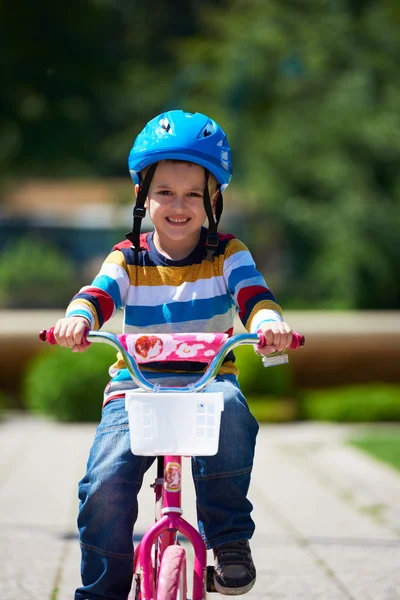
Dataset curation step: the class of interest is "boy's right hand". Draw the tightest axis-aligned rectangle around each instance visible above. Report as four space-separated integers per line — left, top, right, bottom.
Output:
53 317 91 353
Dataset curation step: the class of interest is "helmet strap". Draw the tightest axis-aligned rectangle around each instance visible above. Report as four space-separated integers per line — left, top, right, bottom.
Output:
203 170 223 261
125 163 157 250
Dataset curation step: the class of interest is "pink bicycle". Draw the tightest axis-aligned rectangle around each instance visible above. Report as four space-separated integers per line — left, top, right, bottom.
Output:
40 328 304 600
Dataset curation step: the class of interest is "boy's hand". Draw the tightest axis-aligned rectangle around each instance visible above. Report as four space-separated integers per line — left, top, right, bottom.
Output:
257 321 292 356
53 317 91 353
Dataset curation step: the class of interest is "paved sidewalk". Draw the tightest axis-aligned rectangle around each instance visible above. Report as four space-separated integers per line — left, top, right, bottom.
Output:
1 414 400 600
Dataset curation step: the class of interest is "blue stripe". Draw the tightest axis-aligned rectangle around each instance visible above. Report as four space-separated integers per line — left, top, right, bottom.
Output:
125 295 232 327
92 275 122 309
66 308 94 324
227 265 262 294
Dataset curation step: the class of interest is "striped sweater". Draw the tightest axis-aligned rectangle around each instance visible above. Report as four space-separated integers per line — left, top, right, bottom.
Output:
66 228 282 380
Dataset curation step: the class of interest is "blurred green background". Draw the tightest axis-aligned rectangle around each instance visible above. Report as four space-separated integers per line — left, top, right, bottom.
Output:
1 0 400 432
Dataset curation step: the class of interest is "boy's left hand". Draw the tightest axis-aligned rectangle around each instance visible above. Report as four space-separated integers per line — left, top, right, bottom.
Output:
257 321 292 356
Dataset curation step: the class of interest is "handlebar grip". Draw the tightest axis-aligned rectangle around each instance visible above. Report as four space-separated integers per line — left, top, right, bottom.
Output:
289 331 305 350
39 327 91 346
39 327 57 345
257 330 305 350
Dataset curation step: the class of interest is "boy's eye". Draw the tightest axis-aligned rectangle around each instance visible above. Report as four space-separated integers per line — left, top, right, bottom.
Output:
188 192 203 198
158 190 172 195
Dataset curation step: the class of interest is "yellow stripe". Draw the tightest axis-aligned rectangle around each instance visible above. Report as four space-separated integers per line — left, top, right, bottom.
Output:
104 250 128 270
68 299 100 330
110 356 238 377
125 259 224 286
246 300 282 331
225 238 248 257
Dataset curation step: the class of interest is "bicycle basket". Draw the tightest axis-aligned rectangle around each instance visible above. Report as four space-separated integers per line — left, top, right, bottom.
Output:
125 392 224 456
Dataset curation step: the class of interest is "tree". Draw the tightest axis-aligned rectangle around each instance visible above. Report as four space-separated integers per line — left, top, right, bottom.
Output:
172 0 400 308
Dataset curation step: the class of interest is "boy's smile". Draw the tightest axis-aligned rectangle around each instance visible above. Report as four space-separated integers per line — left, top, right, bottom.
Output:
141 161 218 260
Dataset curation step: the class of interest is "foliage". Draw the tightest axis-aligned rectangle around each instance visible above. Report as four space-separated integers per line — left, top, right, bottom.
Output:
301 384 400 422
349 432 400 472
248 396 299 422
234 345 294 397
24 344 116 422
0 236 79 308
175 0 400 309
1 0 400 309
0 0 220 179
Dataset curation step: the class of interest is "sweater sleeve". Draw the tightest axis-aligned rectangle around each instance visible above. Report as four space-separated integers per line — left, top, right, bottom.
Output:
65 249 130 330
222 238 283 332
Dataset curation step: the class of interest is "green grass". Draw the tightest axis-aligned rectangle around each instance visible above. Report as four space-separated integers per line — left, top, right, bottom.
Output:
350 434 400 473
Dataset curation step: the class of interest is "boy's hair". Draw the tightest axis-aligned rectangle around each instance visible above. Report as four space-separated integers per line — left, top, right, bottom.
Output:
140 160 219 195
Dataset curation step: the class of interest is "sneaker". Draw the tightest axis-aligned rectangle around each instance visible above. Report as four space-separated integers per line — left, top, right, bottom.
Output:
213 539 256 595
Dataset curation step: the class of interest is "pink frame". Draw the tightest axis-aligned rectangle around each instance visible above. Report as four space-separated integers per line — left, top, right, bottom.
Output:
133 455 207 600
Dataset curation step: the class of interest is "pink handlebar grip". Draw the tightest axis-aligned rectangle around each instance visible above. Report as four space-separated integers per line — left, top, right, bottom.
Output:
257 330 305 350
39 327 57 345
289 331 305 350
39 327 91 346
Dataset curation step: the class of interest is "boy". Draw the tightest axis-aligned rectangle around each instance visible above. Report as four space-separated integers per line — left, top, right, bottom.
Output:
54 110 293 600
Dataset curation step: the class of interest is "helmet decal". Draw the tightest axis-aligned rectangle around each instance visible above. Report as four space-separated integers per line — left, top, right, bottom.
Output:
159 117 172 134
198 119 216 138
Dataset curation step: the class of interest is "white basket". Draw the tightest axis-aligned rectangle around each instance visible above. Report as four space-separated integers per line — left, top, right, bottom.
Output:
125 391 224 456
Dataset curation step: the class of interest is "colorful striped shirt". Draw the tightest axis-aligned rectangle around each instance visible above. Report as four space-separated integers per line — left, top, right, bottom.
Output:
66 227 282 381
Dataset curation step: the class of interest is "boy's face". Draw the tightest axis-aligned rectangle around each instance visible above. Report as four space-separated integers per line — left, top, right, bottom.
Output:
141 161 218 250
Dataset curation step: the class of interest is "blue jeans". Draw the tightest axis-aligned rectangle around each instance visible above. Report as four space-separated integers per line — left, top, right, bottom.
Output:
75 374 259 600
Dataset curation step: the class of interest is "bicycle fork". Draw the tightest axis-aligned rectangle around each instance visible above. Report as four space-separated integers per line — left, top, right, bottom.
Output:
135 456 207 600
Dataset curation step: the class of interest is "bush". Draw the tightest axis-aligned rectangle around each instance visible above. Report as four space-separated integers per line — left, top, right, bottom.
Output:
234 345 294 397
248 395 300 422
300 384 400 422
0 236 79 308
23 344 116 422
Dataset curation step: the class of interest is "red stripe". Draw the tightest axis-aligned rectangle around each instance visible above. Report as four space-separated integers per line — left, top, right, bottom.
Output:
217 232 236 242
103 393 126 408
113 232 150 251
84 287 115 322
237 285 270 312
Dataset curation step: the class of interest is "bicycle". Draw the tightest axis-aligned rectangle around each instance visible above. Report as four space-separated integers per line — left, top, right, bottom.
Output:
39 328 304 600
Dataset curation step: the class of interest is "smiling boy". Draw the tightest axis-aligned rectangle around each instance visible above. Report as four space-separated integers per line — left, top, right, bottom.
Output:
54 110 293 600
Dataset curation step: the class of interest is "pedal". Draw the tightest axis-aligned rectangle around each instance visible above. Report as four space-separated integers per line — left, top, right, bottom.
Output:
206 566 217 593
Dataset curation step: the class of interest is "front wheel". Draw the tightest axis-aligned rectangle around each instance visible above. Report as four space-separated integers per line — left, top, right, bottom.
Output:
156 545 187 600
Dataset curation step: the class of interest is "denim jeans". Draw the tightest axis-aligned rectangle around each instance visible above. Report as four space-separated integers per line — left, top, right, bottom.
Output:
75 374 259 600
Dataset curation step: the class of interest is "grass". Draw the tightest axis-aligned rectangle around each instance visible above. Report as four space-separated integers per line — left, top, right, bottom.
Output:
349 433 400 473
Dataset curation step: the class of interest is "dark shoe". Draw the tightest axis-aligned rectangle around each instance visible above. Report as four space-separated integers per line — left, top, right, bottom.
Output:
213 539 256 595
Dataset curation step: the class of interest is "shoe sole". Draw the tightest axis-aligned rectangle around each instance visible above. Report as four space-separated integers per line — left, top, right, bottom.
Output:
214 577 256 596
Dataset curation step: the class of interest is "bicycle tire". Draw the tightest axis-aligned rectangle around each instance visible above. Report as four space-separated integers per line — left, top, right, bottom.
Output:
156 545 187 600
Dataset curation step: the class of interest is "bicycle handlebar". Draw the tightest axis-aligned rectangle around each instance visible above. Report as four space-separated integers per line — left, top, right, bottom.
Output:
39 328 305 393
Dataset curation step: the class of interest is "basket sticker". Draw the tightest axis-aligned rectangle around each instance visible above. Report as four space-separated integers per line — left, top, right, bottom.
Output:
164 462 181 492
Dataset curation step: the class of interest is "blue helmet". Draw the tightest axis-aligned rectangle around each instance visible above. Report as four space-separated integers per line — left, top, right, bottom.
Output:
128 110 232 191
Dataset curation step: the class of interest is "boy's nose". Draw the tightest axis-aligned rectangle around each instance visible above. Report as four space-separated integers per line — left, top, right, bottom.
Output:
170 194 185 208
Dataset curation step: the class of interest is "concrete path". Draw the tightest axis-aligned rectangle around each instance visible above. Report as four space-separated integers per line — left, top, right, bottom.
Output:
1 414 400 600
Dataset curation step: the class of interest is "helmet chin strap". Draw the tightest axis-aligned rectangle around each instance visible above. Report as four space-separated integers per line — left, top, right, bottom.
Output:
203 169 223 261
125 163 157 250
